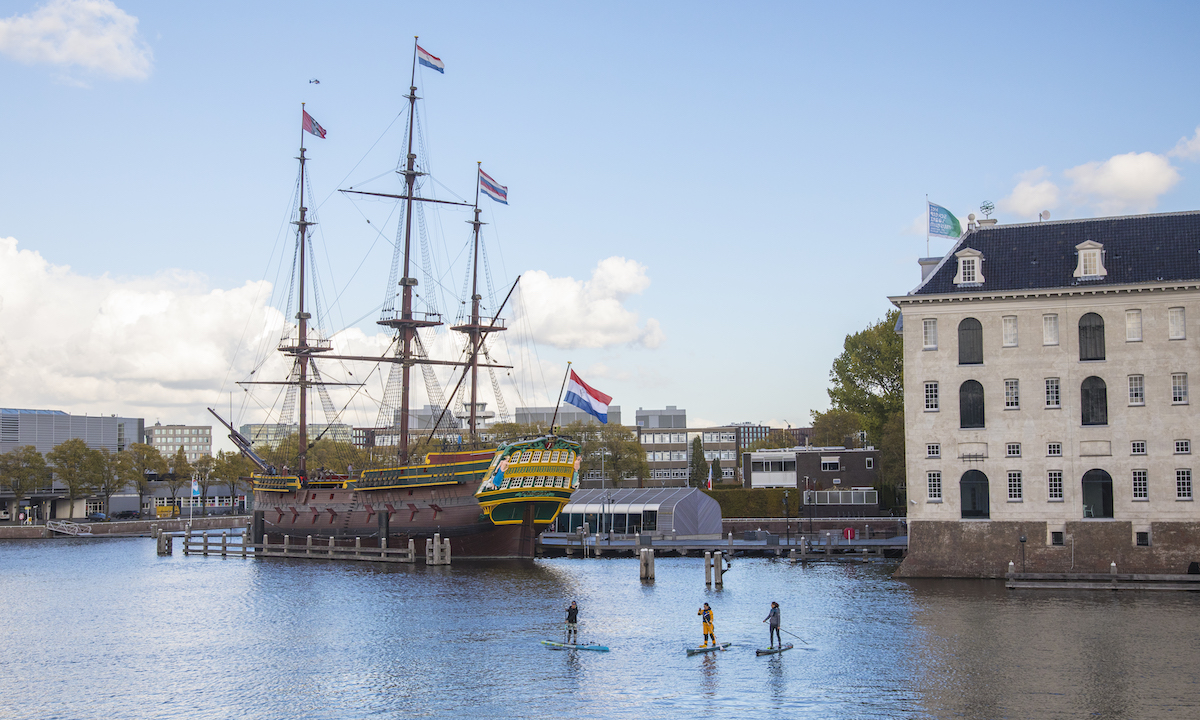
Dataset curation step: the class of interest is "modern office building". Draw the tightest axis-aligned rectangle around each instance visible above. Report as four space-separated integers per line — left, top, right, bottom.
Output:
514 405 622 427
1 408 143 455
638 426 744 485
240 422 353 449
891 210 1200 576
635 406 686 429
145 422 213 463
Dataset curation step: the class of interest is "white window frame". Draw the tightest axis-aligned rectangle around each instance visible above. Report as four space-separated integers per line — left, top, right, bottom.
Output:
1176 440 1191 455
923 318 938 350
1045 378 1061 408
924 381 940 412
1126 309 1142 342
1177 469 1193 500
1008 471 1023 501
953 248 985 285
1005 379 1020 409
1073 241 1107 279
1169 307 1186 340
926 443 940 459
1128 375 1145 406
1133 470 1148 501
1006 442 1021 457
927 471 942 501
865 458 874 470
1131 441 1147 456
1043 314 1059 346
1002 316 1018 347
1047 442 1062 457
1173 373 1189 404
1048 470 1064 501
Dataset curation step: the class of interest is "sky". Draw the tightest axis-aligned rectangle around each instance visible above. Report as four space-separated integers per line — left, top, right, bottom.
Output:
3 0 1200 453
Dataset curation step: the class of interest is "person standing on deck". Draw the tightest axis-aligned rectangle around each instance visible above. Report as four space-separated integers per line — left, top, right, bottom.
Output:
763 601 781 648
698 603 716 647
565 601 579 644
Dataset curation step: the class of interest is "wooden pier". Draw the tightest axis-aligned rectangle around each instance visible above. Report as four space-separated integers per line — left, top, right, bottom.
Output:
161 529 447 564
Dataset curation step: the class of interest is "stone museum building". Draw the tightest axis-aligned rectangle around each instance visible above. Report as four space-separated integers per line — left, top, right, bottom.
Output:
891 211 1200 576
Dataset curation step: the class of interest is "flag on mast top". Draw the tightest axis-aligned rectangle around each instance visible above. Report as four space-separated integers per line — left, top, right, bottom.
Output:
479 169 508 204
417 45 445 73
302 110 327 138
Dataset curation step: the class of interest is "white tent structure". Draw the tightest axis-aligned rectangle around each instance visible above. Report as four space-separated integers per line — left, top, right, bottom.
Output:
552 488 722 536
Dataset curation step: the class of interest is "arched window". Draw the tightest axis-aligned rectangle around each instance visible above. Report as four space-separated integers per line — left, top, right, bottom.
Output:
960 470 990 518
1081 469 1114 518
1079 312 1105 361
958 318 983 365
959 380 985 428
1081 376 1108 426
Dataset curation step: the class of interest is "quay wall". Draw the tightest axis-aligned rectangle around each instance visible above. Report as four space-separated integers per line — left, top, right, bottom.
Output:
723 518 905 538
896 520 1200 578
0 515 249 540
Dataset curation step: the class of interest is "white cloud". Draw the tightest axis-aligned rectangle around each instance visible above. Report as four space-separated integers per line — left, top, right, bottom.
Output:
999 167 1060 219
0 0 152 80
1170 126 1200 161
902 213 925 236
1064 151 1180 215
514 257 664 349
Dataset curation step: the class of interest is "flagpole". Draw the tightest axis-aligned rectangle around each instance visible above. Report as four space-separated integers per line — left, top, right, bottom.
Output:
925 194 930 257
411 36 419 89
548 362 573 433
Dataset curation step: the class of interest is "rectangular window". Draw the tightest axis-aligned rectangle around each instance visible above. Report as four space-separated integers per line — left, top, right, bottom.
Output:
1177 469 1193 500
1126 309 1142 342
1043 314 1059 345
1048 471 1064 500
1045 378 1061 408
1051 531 1065 546
1003 316 1018 347
1173 373 1189 404
927 471 942 500
1169 307 1186 340
1006 442 1021 457
1047 442 1062 457
1132 441 1147 455
821 460 839 471
1082 250 1099 277
1005 379 1020 408
924 382 939 411
865 458 874 469
1136 531 1150 546
961 258 977 283
1176 440 1191 455
1008 471 1023 500
1128 375 1145 405
923 318 938 349
926 443 940 459
1133 470 1148 500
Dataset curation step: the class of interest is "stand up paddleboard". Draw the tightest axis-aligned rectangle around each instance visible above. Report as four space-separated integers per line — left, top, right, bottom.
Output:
756 643 794 656
541 640 610 652
686 642 731 656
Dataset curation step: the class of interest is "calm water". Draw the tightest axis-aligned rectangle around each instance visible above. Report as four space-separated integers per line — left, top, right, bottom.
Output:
1 539 1198 720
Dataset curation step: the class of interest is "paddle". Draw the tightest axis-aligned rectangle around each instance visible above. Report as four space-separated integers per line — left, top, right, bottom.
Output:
780 627 810 645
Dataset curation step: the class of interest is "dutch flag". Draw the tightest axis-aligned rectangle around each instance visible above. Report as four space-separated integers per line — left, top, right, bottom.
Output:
479 169 508 204
417 45 444 73
563 370 611 424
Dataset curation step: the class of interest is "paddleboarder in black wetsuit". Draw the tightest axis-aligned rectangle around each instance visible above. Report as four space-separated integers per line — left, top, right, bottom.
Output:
565 601 579 644
763 601 781 648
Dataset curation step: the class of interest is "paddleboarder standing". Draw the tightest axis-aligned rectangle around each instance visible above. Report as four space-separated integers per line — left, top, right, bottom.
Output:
565 601 579 644
763 601 781 649
698 603 716 647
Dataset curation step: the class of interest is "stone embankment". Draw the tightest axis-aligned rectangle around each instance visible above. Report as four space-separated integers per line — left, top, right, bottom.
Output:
0 515 249 540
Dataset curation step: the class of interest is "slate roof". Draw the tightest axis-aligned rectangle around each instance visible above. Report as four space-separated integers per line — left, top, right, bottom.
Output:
911 210 1200 296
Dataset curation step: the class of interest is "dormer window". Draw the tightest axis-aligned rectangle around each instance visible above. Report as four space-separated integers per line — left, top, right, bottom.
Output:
1073 240 1107 280
953 248 985 286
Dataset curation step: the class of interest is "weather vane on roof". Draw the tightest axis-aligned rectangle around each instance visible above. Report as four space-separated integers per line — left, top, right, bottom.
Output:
980 201 995 219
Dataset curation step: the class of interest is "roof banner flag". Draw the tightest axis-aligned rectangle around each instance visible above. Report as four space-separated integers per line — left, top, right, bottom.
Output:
417 45 444 73
928 202 961 240
479 169 508 204
302 110 327 139
563 371 612 424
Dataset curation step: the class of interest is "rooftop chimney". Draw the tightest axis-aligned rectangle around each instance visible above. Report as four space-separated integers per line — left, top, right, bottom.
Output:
918 257 941 281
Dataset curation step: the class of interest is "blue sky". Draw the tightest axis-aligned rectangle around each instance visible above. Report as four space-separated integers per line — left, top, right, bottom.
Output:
2 1 1200 449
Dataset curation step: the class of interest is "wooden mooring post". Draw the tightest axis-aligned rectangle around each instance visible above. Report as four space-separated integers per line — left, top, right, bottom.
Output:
714 551 723 586
704 551 713 585
639 548 655 580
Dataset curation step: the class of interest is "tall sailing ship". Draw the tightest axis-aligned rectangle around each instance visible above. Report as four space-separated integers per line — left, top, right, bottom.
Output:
211 39 580 559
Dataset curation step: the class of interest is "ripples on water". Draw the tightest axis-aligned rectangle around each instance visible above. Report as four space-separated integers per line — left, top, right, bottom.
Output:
0 539 1197 719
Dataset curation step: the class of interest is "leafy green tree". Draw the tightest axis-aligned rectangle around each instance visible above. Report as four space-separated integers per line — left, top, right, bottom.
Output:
121 443 166 517
749 429 797 451
0 446 48 518
578 423 648 488
164 448 193 516
194 455 216 516
810 408 866 447
215 450 256 513
877 411 906 510
825 309 904 444
688 437 707 488
92 450 130 516
710 457 722 486
46 438 102 519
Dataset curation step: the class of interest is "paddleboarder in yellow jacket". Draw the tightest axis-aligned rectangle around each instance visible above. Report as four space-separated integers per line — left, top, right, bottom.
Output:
698 603 716 646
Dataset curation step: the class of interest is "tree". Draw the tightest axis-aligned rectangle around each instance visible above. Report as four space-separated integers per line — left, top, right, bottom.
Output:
578 423 648 488
710 457 722 486
0 446 47 518
47 439 104 519
749 429 797 451
877 411 906 510
810 409 866 447
194 455 216 516
121 443 167 517
214 450 256 513
164 448 193 517
688 437 707 488
92 450 129 516
825 309 904 444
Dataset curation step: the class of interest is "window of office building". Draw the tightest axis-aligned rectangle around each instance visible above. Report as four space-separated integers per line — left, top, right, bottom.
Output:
1047 442 1062 457
1043 314 1059 345
927 443 940 459
1005 379 1020 409
1081 376 1108 426
1129 375 1145 405
1006 443 1021 457
1048 470 1064 501
1045 378 1061 408
1169 307 1186 340
1008 471 1023 501
1083 469 1115 518
1133 470 1148 500
960 380 985 429
958 318 983 365
1132 440 1147 455
960 470 990 518
927 471 942 500
1126 309 1142 342
1003 316 1018 347
925 382 939 411
1079 313 1106 361
923 318 938 349
1176 440 1191 455
1177 469 1193 500
1173 373 1189 404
